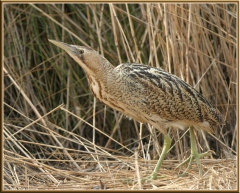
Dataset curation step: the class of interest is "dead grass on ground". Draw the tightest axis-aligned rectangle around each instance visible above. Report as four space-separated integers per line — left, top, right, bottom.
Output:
4 144 237 190
4 3 237 191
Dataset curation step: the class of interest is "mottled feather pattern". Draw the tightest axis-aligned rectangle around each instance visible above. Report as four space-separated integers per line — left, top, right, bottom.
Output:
48 39 225 134
110 63 225 132
49 39 226 178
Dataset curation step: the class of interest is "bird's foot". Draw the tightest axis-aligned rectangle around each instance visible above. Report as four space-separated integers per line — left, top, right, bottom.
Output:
122 134 171 184
140 172 164 183
122 172 164 184
176 150 215 176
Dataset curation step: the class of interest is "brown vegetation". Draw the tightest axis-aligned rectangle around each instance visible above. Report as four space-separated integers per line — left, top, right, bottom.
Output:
4 3 237 190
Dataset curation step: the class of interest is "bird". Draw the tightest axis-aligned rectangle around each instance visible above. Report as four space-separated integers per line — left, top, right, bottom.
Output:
48 39 225 181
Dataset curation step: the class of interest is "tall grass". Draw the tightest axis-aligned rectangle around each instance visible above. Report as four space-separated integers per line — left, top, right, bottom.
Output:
4 3 237 190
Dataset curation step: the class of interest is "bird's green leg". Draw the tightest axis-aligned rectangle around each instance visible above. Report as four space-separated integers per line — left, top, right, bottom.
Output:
142 133 172 182
122 133 172 184
176 126 212 176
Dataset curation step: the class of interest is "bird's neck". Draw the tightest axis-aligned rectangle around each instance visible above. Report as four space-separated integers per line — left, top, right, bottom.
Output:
86 60 115 102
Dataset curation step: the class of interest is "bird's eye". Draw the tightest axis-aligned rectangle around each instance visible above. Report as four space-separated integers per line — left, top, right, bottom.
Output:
79 49 84 54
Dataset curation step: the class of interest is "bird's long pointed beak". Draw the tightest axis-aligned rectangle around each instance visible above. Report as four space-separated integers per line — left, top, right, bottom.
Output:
48 39 78 55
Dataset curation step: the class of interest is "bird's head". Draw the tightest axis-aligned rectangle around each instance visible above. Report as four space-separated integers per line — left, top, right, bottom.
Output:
49 39 111 76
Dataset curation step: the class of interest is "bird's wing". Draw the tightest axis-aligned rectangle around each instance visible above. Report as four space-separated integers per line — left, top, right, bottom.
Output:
117 63 224 125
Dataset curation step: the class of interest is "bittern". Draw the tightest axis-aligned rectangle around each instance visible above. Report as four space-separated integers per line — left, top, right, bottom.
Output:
49 39 225 181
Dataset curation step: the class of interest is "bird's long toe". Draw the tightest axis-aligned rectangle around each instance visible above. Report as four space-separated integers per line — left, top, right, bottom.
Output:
176 150 214 176
176 127 214 176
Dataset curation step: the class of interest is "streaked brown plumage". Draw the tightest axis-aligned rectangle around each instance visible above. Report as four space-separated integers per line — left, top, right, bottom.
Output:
49 39 225 181
108 63 224 133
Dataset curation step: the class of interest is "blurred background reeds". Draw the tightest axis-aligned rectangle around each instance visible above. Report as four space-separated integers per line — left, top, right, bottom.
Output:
3 3 237 190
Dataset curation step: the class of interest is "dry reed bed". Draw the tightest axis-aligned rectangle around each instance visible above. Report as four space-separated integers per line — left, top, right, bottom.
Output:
4 3 237 190
4 145 237 190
